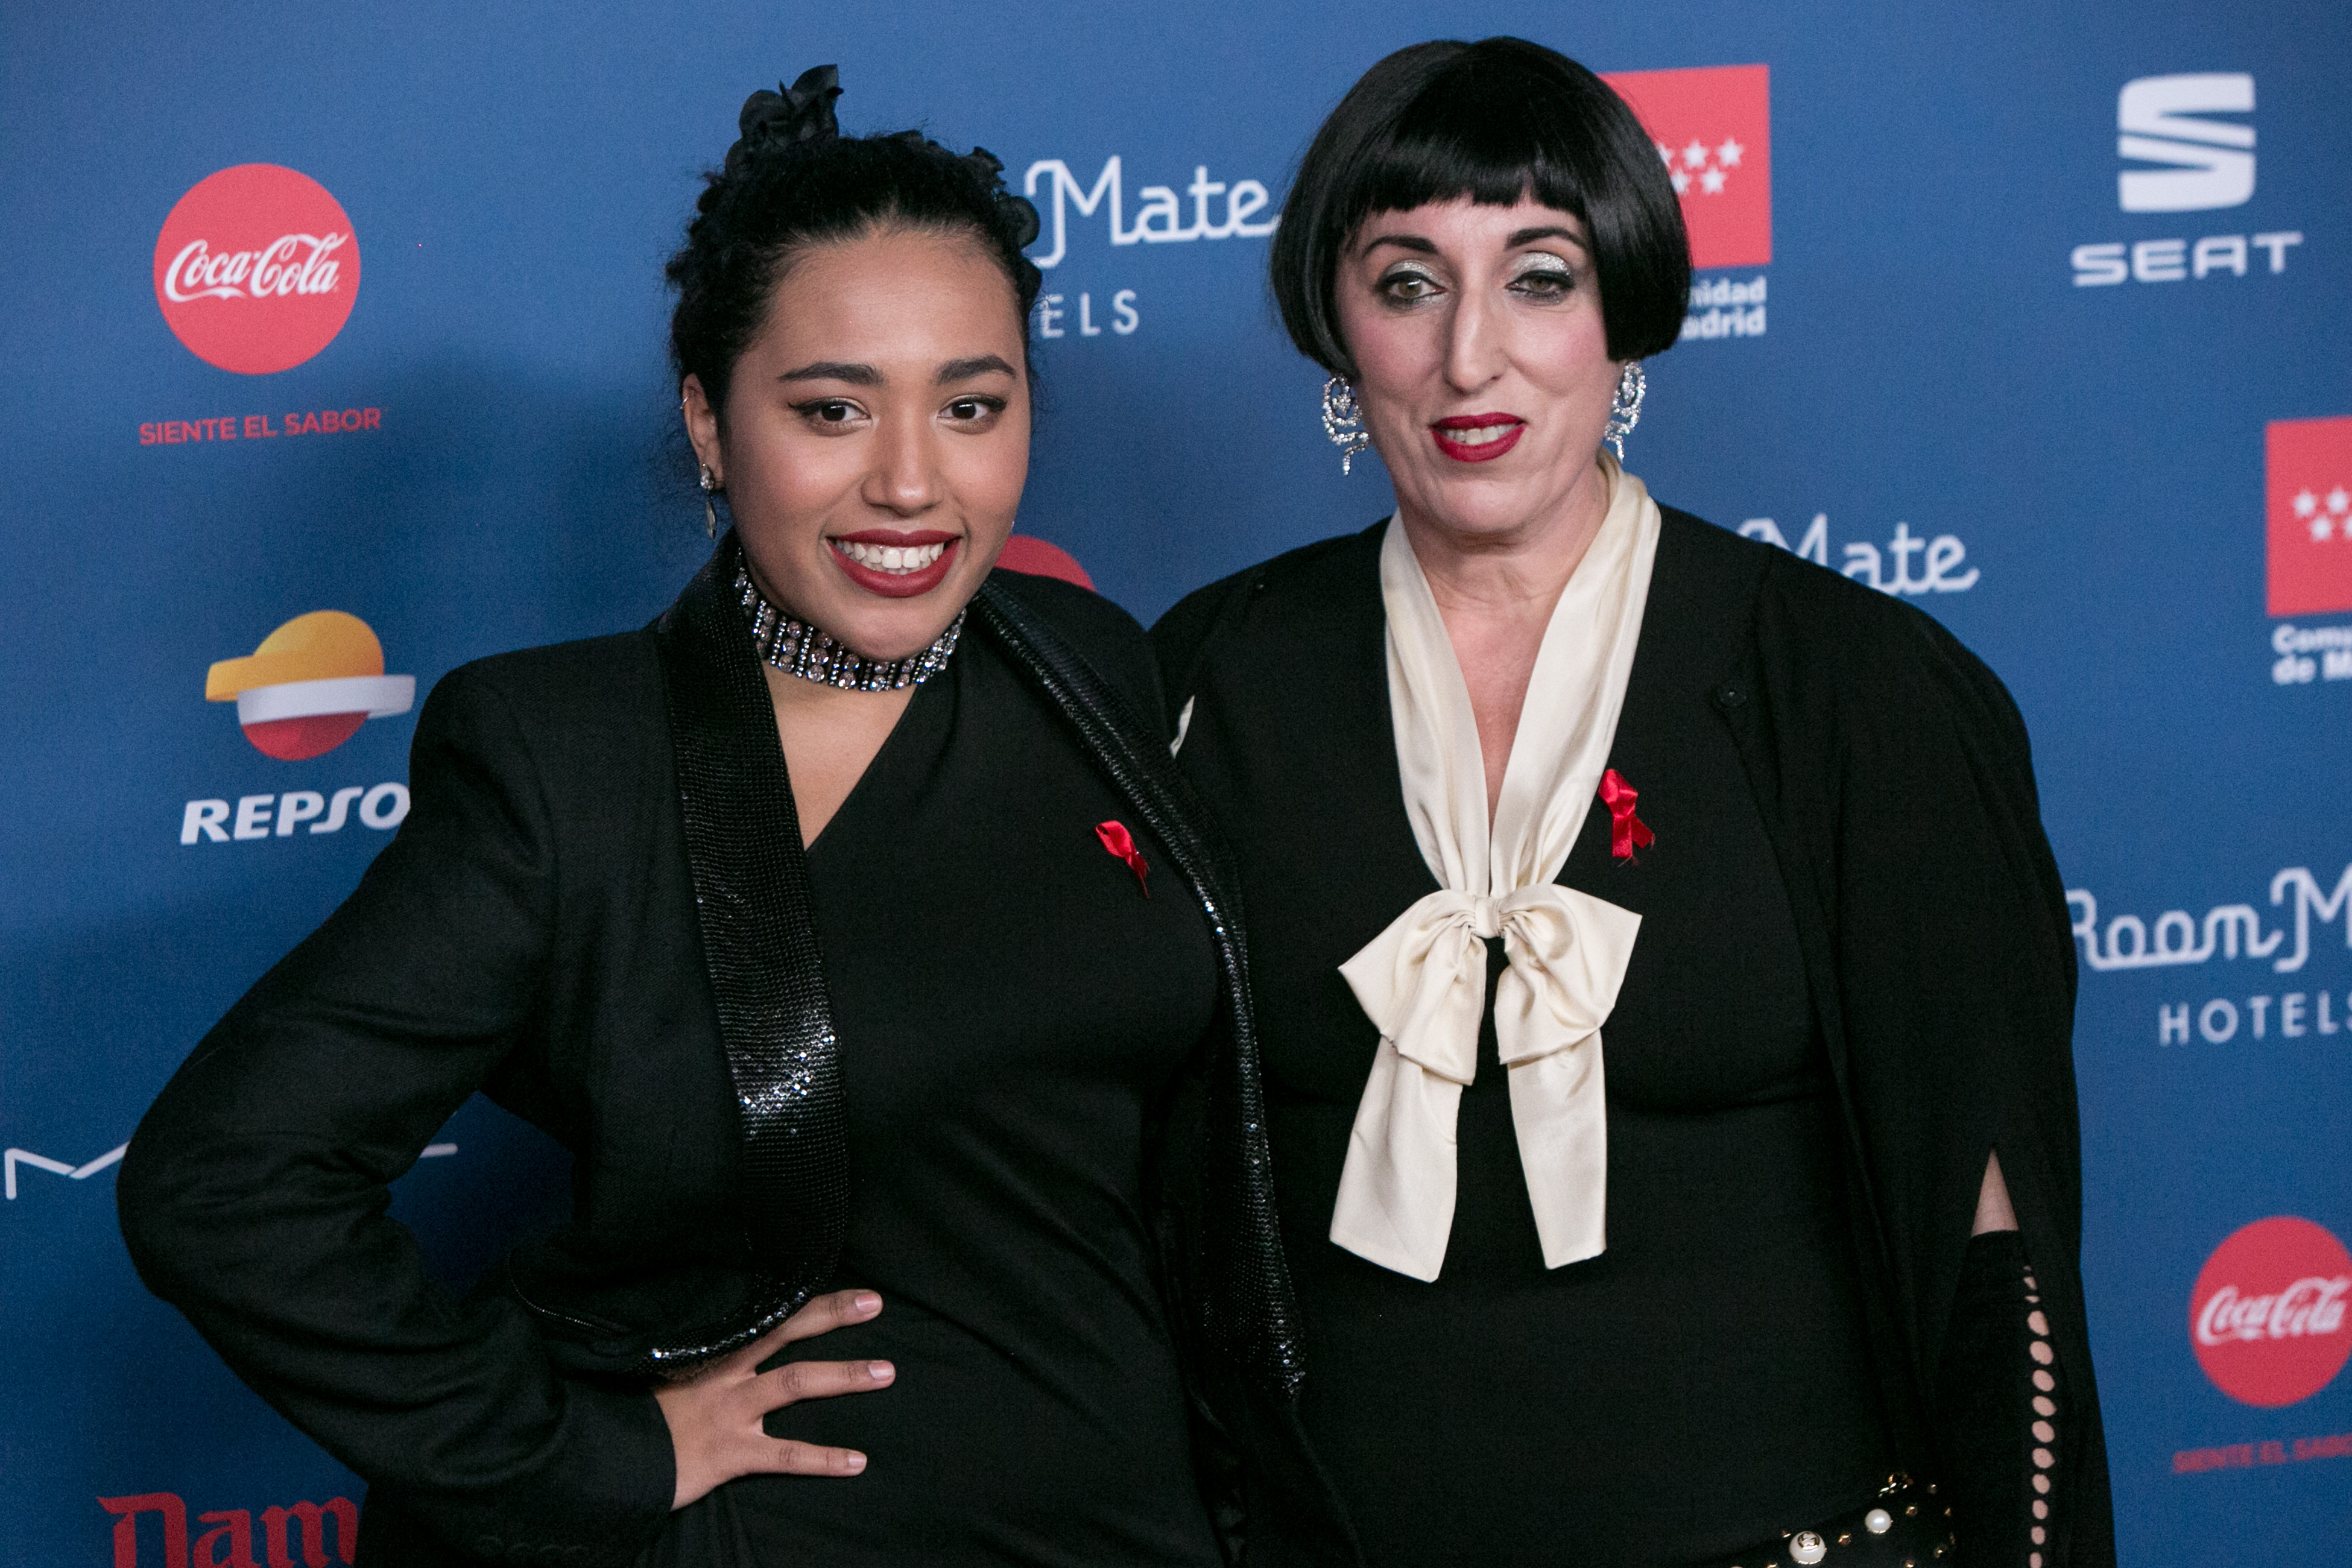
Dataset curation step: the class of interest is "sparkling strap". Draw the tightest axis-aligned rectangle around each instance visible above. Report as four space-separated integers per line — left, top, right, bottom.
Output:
733 560 964 691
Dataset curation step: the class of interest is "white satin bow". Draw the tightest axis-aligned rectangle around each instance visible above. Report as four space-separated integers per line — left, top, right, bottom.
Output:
1335 885 1639 1279
1329 460 1661 1282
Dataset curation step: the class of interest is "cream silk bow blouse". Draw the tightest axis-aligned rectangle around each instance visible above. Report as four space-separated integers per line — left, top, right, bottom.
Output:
1330 460 1661 1282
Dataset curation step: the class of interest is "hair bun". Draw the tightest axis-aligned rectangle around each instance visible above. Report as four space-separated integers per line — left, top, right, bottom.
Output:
672 70 1049 423
733 64 842 165
963 147 1043 251
997 192 1042 253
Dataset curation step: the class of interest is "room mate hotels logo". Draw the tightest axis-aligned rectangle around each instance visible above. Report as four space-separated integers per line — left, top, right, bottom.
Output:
1604 65 1771 342
154 164 360 374
206 611 414 760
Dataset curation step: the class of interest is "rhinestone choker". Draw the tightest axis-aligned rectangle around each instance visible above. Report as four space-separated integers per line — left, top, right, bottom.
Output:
733 559 964 691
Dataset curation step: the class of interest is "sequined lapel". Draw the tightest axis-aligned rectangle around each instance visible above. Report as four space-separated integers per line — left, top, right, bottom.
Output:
647 536 847 1374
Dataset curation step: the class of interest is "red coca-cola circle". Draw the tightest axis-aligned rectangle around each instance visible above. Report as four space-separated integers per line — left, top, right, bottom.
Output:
2189 1216 2352 1408
153 164 360 375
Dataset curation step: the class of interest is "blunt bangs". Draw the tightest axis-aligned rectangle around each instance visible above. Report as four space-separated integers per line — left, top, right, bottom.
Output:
1353 77 1597 230
1271 37 1692 376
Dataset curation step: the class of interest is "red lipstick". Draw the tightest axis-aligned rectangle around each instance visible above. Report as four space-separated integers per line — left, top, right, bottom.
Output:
829 529 960 599
1430 413 1525 464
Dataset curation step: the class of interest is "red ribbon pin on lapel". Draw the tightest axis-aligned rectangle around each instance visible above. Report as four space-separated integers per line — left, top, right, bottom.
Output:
1095 820 1150 896
1598 769 1654 862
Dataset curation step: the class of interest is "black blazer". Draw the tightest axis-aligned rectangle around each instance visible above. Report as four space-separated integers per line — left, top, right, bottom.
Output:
1154 511 2113 1568
119 540 1353 1568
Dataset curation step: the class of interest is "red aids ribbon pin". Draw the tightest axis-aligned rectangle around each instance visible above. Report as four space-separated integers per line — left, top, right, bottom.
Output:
1598 769 1655 861
1095 820 1151 897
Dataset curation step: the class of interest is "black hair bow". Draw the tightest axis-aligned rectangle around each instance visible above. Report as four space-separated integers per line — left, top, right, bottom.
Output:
736 65 842 153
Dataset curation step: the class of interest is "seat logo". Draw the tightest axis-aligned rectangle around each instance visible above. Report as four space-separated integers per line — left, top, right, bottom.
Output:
2119 74 2254 213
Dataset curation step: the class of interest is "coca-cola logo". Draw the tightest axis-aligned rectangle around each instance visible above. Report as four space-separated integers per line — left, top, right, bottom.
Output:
2190 1216 2352 1408
153 165 359 375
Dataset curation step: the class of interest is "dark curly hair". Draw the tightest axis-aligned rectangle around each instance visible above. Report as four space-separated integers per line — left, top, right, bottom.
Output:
666 66 1045 425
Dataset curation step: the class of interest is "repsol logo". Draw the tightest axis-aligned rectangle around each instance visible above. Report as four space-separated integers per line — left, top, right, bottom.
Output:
180 783 408 844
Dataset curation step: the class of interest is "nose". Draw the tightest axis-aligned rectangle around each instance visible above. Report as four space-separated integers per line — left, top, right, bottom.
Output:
1441 282 1508 394
861 406 941 517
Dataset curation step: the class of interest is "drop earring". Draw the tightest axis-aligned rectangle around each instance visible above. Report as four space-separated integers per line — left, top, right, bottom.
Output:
1602 362 1646 461
1321 376 1372 476
699 464 722 539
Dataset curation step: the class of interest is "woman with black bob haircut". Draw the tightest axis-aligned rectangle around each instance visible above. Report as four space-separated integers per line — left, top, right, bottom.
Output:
121 66 1351 1568
1159 37 2112 1567
1268 36 1687 381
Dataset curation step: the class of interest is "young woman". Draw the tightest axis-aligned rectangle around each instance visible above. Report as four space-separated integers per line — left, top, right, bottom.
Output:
120 68 1346 1568
1156 39 2111 1568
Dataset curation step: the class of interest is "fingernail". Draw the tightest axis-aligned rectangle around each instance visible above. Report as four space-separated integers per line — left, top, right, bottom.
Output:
867 1361 894 1381
844 1452 867 1473
853 1292 880 1312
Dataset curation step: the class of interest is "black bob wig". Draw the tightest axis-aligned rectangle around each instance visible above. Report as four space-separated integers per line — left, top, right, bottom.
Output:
1270 37 1691 376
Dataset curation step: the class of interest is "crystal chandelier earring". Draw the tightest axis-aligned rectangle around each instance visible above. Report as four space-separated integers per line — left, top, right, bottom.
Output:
1602 362 1646 461
1322 375 1373 476
699 464 722 538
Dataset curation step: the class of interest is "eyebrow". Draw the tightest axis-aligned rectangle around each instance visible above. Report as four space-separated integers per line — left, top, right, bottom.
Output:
779 360 880 385
1359 226 1590 258
937 354 1017 383
777 355 1018 386
1507 225 1588 251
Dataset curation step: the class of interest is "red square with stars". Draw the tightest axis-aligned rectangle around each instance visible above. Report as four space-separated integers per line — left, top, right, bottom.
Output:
1602 64 1772 269
2268 417 2352 617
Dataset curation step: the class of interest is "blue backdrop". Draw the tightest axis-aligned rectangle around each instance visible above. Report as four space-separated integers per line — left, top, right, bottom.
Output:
5 2 2348 1563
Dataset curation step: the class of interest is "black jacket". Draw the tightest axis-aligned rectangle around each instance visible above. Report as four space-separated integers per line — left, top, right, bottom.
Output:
119 540 1353 1568
1152 511 2114 1568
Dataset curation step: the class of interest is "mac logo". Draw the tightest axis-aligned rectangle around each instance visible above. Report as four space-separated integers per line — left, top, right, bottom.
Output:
2119 73 2254 213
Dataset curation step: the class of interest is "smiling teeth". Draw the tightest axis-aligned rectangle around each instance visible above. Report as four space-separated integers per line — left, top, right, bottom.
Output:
835 540 947 572
1442 424 1516 446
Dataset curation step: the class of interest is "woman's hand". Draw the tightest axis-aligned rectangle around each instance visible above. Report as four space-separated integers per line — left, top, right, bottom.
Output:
654 1289 896 1510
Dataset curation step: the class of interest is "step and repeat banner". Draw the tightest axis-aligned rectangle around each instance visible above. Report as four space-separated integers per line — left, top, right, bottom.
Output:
2 2 2345 1564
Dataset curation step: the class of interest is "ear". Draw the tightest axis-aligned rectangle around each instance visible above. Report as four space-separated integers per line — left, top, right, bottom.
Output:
681 375 724 483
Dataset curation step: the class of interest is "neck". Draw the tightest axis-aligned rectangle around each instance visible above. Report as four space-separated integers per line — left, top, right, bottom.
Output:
1394 454 1615 822
1394 454 1613 626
